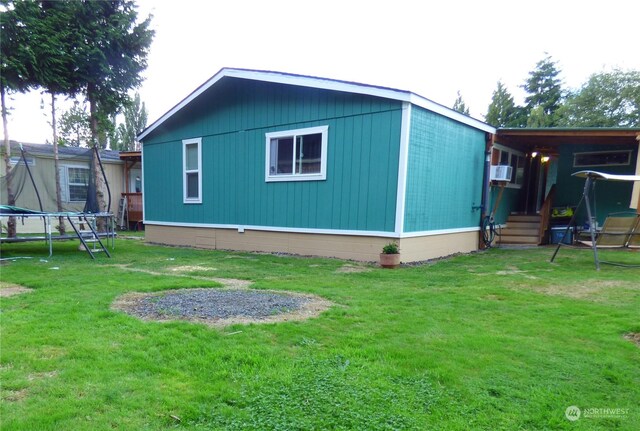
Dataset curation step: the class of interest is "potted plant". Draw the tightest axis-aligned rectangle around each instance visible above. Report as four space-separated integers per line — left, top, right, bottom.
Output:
380 242 401 268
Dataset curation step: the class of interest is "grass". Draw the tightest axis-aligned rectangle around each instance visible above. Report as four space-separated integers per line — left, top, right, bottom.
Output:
0 239 639 430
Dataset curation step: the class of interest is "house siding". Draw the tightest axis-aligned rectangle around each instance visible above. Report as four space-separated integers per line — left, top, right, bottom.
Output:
403 106 486 232
553 143 638 225
143 79 403 232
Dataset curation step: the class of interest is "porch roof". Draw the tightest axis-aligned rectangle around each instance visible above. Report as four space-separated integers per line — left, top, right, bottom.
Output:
496 128 640 151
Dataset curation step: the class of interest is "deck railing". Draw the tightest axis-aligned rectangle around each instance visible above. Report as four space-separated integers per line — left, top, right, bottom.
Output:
122 192 143 223
538 184 556 244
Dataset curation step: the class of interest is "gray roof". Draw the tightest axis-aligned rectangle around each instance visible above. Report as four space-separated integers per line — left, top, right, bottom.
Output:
8 141 121 162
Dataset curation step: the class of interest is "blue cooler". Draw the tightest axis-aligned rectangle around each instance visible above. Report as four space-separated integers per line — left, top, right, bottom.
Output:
550 226 573 244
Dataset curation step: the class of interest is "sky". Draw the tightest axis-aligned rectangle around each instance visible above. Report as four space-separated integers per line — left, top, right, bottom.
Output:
6 0 640 144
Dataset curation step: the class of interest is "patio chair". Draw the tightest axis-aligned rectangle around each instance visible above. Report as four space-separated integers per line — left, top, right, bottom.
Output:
578 215 639 248
627 216 640 248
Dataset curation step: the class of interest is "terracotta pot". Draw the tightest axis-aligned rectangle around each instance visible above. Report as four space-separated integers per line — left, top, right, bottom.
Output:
379 253 400 269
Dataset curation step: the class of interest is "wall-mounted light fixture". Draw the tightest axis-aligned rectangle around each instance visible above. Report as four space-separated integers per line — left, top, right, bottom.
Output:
531 151 538 158
541 156 550 163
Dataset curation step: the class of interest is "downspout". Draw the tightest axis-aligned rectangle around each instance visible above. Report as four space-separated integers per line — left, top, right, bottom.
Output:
479 133 494 248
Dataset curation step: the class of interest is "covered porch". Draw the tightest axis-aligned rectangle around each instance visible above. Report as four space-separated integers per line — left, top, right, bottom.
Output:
119 151 143 230
489 128 640 245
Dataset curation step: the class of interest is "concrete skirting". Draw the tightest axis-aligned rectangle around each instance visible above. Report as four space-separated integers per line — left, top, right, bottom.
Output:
145 224 479 263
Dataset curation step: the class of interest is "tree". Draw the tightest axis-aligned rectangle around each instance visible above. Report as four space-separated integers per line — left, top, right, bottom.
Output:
29 0 82 234
114 93 148 151
523 54 564 127
59 101 91 147
485 81 526 127
557 69 640 127
64 0 154 217
0 0 37 237
452 90 470 115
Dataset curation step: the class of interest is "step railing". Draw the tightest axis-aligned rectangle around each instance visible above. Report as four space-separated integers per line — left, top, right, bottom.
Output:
538 184 556 245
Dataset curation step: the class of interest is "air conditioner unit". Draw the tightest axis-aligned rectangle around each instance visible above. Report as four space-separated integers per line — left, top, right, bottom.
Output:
490 165 512 182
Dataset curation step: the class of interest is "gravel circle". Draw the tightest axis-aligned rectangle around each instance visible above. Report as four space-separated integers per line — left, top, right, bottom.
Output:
112 287 332 327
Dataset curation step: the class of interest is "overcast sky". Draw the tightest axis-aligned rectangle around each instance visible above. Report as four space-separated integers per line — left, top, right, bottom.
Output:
6 0 640 144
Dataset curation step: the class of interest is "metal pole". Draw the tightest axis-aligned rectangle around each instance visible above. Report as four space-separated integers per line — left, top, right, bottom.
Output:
583 177 600 270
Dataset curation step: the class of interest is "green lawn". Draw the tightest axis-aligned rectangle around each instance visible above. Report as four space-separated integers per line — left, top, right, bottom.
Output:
1 239 639 430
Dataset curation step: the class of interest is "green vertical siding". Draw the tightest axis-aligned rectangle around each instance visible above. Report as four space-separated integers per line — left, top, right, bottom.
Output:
552 144 638 225
143 79 402 232
403 107 486 232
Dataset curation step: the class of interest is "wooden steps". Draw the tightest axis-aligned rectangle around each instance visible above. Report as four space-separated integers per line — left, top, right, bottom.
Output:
499 214 541 245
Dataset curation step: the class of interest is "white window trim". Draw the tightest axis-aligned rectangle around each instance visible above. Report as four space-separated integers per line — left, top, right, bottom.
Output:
573 150 632 168
9 156 35 166
265 125 328 182
60 164 90 203
492 144 525 189
183 137 202 204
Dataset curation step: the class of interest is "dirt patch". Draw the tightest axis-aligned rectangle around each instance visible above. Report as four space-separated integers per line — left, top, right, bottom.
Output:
0 282 33 297
623 333 640 347
111 288 333 328
27 371 58 381
2 388 27 402
513 279 638 301
107 264 252 289
335 264 371 274
169 265 213 273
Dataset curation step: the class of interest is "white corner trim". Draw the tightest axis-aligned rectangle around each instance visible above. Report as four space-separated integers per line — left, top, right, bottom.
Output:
137 68 496 141
143 220 480 239
141 144 146 220
395 102 411 234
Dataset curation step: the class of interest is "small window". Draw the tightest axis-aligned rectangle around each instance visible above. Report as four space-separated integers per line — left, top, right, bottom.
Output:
492 145 525 188
67 167 90 202
573 150 631 167
10 156 35 166
183 138 202 203
265 126 328 182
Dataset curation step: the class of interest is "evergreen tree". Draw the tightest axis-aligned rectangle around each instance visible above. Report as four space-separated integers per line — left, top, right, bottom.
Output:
29 1 81 234
114 93 148 151
0 0 37 236
523 54 564 127
452 90 470 115
557 69 640 127
64 0 154 216
485 81 525 127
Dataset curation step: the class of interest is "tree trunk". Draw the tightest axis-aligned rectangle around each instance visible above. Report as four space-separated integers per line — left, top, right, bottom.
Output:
51 93 65 235
88 90 107 231
1 83 17 237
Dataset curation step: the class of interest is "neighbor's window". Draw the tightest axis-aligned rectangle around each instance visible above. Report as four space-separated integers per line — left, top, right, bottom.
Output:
183 138 202 203
67 167 90 202
58 165 90 202
265 126 328 182
573 150 631 168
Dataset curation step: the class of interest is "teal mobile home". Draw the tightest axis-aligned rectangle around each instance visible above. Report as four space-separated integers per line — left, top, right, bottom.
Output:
138 68 495 261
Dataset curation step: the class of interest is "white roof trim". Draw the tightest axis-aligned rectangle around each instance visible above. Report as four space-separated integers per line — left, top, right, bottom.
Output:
138 68 495 141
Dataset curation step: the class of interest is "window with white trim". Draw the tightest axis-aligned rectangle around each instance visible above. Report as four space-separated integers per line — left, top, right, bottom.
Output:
492 144 525 187
183 138 202 203
265 126 328 182
58 165 90 202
